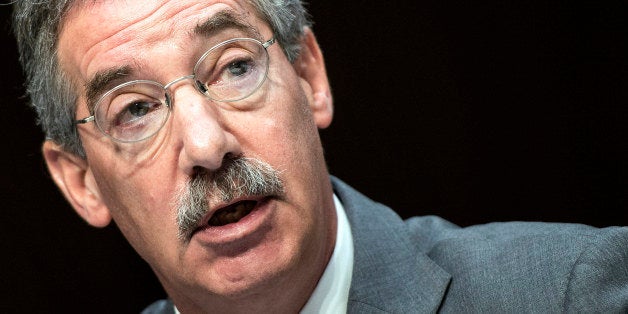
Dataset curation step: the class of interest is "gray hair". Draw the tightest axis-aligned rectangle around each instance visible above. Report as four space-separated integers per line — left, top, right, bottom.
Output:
12 0 312 157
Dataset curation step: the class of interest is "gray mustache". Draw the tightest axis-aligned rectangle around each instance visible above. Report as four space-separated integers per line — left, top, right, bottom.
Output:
176 156 285 241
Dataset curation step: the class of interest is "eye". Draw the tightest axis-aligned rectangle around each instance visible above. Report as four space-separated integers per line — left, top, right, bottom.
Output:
213 57 256 85
225 60 252 77
101 93 166 141
113 100 163 127
127 102 152 117
95 81 169 142
197 46 258 88
194 40 268 102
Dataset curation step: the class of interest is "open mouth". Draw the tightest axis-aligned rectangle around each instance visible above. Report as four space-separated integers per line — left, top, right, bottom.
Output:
207 200 258 226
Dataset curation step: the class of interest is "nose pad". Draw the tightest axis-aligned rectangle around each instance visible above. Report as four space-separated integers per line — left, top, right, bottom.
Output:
195 80 209 94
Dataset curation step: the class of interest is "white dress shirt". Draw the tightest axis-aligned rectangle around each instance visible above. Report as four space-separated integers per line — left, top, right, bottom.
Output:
300 194 355 313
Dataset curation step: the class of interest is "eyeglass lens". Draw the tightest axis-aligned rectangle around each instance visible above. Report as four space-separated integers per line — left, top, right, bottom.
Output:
94 38 270 143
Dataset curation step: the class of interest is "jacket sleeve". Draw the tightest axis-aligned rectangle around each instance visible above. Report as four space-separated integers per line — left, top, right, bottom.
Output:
563 227 628 312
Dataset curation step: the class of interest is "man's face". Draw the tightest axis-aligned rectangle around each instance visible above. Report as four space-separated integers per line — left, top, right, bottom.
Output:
55 0 335 310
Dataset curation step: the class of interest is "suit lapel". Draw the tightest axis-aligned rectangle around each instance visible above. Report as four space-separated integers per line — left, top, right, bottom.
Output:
332 177 451 313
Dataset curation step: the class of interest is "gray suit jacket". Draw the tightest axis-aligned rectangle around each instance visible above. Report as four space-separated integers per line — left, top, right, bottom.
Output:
144 177 628 313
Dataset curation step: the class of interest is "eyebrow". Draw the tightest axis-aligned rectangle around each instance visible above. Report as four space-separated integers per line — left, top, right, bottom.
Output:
193 10 261 40
85 66 133 111
84 10 262 110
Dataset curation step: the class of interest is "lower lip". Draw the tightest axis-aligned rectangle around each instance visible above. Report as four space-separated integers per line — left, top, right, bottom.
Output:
191 198 275 246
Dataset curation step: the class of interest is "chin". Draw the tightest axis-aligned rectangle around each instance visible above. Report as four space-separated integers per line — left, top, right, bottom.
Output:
182 242 300 302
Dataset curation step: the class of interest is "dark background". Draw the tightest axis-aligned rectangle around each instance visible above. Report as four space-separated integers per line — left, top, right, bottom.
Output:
1 1 626 312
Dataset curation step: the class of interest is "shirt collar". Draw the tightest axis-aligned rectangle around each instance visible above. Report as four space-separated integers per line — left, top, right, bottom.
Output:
300 194 355 313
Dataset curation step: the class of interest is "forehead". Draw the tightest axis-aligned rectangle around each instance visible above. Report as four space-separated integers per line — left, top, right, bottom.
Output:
58 0 266 90
61 0 256 38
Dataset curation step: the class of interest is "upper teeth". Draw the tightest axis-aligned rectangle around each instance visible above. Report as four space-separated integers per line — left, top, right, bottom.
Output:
208 201 255 226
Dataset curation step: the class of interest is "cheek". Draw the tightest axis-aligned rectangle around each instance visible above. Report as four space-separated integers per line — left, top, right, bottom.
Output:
84 131 180 209
245 89 319 167
88 153 180 259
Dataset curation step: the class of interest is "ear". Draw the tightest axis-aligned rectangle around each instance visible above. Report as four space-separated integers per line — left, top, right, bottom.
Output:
42 141 111 227
292 27 333 129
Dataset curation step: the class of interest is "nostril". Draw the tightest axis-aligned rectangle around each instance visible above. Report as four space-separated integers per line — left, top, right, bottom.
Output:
223 152 240 161
191 165 210 178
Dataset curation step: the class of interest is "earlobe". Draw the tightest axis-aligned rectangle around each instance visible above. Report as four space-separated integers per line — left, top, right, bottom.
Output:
43 141 111 227
293 27 334 129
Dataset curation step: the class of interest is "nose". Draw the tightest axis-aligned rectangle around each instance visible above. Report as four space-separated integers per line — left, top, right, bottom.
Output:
171 83 243 175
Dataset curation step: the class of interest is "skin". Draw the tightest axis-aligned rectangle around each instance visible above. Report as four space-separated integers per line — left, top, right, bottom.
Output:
44 0 336 312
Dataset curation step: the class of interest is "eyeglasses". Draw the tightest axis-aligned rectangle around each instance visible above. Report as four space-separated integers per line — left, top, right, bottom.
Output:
75 36 276 143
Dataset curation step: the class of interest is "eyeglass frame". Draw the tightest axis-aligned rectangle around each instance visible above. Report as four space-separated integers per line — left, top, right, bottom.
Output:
75 35 277 143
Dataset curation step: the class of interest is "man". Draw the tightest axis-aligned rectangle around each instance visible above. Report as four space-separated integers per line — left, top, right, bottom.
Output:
12 0 628 313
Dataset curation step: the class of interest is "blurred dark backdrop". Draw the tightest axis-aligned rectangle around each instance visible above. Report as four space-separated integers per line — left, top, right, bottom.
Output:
1 1 626 312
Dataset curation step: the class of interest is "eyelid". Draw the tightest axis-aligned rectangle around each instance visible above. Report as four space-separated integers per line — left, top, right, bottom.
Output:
196 42 257 75
100 83 166 124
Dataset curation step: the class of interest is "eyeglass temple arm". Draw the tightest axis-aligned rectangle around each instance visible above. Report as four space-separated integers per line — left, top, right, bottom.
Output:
75 116 95 124
263 36 276 48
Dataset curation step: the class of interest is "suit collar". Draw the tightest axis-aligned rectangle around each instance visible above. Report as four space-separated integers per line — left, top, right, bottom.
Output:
331 177 451 313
